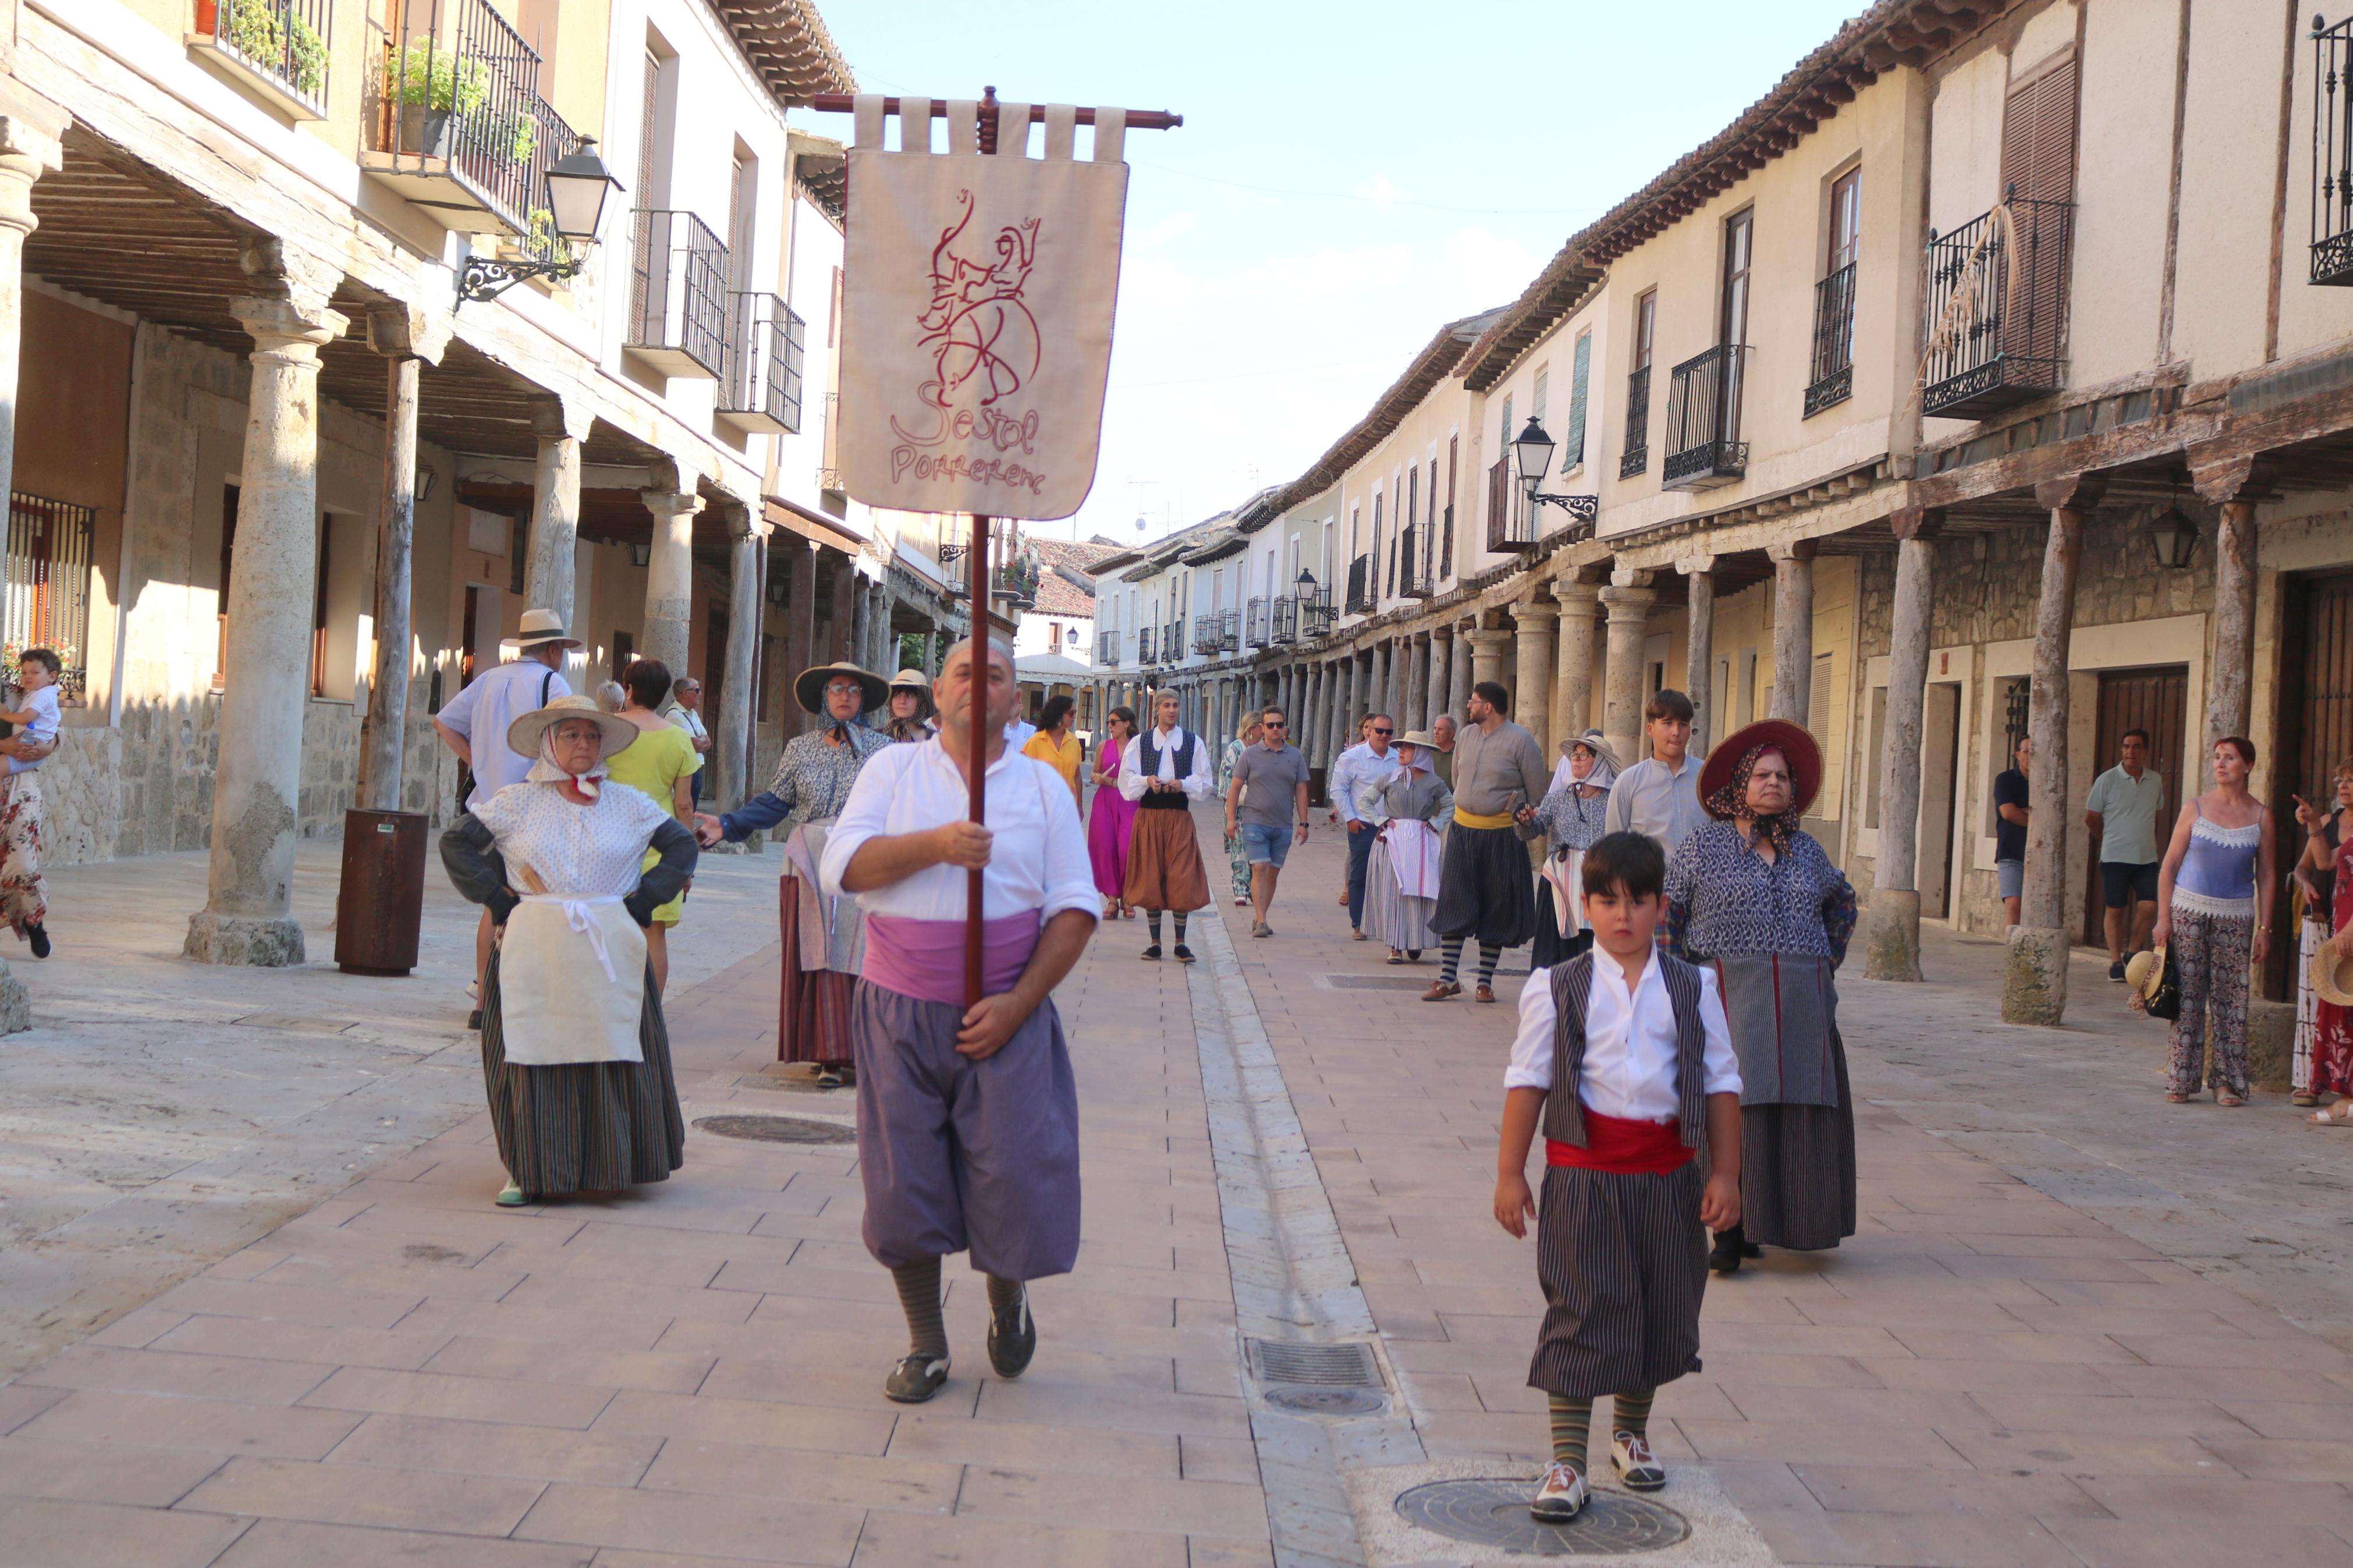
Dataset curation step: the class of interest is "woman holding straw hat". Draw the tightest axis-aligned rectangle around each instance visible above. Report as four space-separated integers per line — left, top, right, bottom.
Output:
883 668 936 743
1360 730 1452 963
694 662 892 1089
1530 730 1620 969
2150 735 2275 1108
1661 719 1858 1274
439 695 698 1206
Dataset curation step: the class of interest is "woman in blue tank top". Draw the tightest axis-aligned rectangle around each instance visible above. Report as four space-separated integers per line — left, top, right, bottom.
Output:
2151 737 2277 1106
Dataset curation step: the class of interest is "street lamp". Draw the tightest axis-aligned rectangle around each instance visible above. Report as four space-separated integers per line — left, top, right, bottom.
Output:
457 136 626 304
1512 415 1599 536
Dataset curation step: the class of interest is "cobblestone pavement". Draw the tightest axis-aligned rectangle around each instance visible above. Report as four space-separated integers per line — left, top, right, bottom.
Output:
1 808 2351 1566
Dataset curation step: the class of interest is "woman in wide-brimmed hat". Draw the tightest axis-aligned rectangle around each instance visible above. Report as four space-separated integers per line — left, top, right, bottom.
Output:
1530 730 1620 969
694 662 891 1087
439 695 698 1206
883 667 936 744
1360 730 1453 963
1660 718 1859 1274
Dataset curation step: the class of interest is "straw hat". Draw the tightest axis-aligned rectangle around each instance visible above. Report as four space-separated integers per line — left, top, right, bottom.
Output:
794 662 887 716
1567 728 1622 773
1699 719 1823 820
2125 946 2171 1007
888 667 930 691
504 693 640 762
1396 730 1437 749
2311 941 2353 1008
511 608 581 652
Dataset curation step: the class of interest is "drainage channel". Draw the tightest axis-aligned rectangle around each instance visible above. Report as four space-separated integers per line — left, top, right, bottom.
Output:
1184 909 1424 1568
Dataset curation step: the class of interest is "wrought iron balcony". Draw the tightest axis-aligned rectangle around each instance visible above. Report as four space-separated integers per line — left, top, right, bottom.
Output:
1269 595 1298 645
1921 194 2073 419
627 209 729 379
1662 344 1751 490
367 0 575 255
1344 555 1374 614
717 294 805 435
1095 630 1120 667
1805 262 1857 418
1219 608 1241 652
1620 365 1652 479
1163 621 1184 662
1192 613 1226 656
1397 524 1431 598
1137 624 1156 664
2315 16 2353 283
1245 596 1269 648
1298 584 1335 638
191 0 331 119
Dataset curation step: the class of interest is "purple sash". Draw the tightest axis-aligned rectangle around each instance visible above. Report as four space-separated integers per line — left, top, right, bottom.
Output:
864 911 1042 1006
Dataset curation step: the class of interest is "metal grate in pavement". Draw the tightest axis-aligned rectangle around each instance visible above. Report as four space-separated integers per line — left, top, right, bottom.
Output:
691 1114 856 1144
1248 1339 1380 1386
1394 1478 1690 1555
1321 974 1442 991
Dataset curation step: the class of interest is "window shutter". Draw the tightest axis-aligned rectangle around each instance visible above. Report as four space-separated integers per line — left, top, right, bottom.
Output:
1999 54 2078 376
1485 456 1511 552
1808 652 1833 744
1564 332 1592 470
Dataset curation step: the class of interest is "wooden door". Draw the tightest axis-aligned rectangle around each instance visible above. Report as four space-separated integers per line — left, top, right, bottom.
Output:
2078 665 2188 947
2266 571 2353 996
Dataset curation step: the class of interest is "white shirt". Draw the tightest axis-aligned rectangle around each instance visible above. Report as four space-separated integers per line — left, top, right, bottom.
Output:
8 684 59 775
1118 725 1213 802
439 657 573 809
1328 741 1401 824
819 738 1099 925
1504 947 1741 1121
1605 753 1706 855
664 702 708 742
1004 719 1038 752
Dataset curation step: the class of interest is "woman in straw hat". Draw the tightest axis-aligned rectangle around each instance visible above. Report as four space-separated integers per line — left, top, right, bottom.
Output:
883 668 936 743
2150 736 2276 1108
1360 730 1453 963
694 662 892 1089
2290 763 2353 1114
439 695 698 1206
1531 730 1621 970
1661 719 1859 1274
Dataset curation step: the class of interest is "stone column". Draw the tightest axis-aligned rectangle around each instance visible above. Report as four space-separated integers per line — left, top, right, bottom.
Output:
783 536 818 738
1865 509 1941 983
1428 625 1454 731
1332 656 1356 759
1466 625 1511 692
1679 557 1716 758
0 112 61 545
1362 640 1386 723
2194 454 2268 782
1511 599 1558 759
1304 663 1324 766
718 504 762 817
1449 620 1475 717
829 556 858 664
639 481 703 680
524 396 591 639
1600 578 1656 767
2006 475 2104 1026
185 280 350 967
1553 578 1602 748
1768 539 1815 726
359 304 448 812
1405 634 1429 733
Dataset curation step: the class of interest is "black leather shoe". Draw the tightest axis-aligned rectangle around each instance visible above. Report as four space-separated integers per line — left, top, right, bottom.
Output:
986 1288 1036 1379
1173 944 1196 963
1141 944 1163 961
884 1352 951 1403
467 1009 483 1031
24 922 48 959
1709 1225 1745 1275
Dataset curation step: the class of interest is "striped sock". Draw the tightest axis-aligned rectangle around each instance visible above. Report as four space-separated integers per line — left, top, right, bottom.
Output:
1441 939 1465 984
1613 1386 1655 1439
985 1274 1024 1317
1547 1394 1592 1471
1173 913 1188 944
1478 942 1503 985
890 1259 947 1359
1147 913 1163 944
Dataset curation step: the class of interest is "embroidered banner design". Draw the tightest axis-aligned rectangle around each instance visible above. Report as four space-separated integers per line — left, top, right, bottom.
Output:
839 98 1130 521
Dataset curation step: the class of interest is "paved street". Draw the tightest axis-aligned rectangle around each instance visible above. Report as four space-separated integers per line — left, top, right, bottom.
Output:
2 807 2351 1567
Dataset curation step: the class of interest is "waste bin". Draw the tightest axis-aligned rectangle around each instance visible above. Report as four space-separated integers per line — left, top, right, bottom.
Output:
334 808 428 976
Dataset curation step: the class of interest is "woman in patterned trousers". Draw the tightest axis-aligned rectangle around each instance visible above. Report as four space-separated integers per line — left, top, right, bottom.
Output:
2152 737 2276 1107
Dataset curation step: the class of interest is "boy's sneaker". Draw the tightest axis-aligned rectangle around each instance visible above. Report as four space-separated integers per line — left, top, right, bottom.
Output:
1611 1431 1666 1492
1529 1461 1587 1523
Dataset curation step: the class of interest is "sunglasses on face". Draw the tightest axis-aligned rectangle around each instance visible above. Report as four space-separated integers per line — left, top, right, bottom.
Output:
1373 727 1393 735
1264 720 1287 728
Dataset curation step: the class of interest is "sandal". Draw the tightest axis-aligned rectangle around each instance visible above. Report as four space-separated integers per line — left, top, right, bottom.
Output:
2217 1089 2247 1108
2164 1091 2192 1103
2311 1099 2353 1125
1386 950 1406 965
2294 1093 2320 1108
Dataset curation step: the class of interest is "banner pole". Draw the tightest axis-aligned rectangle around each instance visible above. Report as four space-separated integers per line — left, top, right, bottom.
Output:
967 511 992 1012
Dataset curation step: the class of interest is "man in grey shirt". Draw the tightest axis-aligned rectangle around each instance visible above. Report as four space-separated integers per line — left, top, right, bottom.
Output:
1605 688 1705 856
1426 681 1551 1003
1226 706 1312 938
2085 728 2165 982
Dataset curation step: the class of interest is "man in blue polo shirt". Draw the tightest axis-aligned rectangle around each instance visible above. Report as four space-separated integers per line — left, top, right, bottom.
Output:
2084 728 2165 983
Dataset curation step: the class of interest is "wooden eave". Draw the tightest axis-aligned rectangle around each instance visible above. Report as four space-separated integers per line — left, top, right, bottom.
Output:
707 0 857 107
1460 252 1607 393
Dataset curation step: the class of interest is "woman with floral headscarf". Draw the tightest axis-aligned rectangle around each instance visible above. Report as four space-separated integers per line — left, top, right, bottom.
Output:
1661 719 1858 1275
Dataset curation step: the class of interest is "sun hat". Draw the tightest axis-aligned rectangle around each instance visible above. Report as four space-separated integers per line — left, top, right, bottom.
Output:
505 693 640 762
1397 730 1437 749
511 608 581 652
1699 719 1823 820
2312 941 2353 1008
2127 946 2174 1006
1568 728 1622 771
795 662 887 716
888 667 930 691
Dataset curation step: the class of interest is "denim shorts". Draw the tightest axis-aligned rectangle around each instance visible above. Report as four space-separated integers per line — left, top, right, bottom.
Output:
1997 858 2024 901
1240 821 1294 868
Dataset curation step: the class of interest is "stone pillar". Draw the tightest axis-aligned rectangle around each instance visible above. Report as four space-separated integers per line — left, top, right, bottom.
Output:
1511 599 1558 759
1428 625 1454 731
1553 578 1601 748
0 112 61 549
1466 625 1511 693
1405 634 1429 733
359 304 448 812
1332 656 1356 759
829 556 858 664
1304 663 1324 766
1359 641 1382 723
1449 620 1475 718
1865 510 1941 983
1600 580 1655 766
1679 557 1716 758
524 397 590 639
639 481 703 680
1768 539 1815 726
718 504 762 815
2194 454 2268 781
2006 476 2104 1026
186 280 350 967
783 536 818 737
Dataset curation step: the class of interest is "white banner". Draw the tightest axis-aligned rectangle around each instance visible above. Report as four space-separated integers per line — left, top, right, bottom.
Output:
838 97 1130 522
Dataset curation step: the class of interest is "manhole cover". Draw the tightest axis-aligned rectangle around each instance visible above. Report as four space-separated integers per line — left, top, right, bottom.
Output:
1264 1385 1386 1415
1323 974 1448 991
733 1073 841 1095
1396 1478 1690 1555
691 1115 856 1144
1248 1340 1381 1386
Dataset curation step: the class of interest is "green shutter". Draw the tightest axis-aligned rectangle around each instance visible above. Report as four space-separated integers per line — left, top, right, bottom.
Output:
1565 332 1592 470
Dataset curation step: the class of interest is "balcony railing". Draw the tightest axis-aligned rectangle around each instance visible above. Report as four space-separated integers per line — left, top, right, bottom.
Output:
1298 583 1335 639
1220 608 1241 652
1344 554 1374 614
1620 364 1652 478
1192 613 1224 656
370 0 575 255
1162 621 1184 662
1805 262 1857 418
1245 596 1269 648
1269 595 1298 645
1662 344 1751 490
2315 16 2353 283
1137 625 1156 664
716 294 805 435
192 0 331 118
1921 193 2073 419
1095 630 1119 667
1397 524 1430 598
627 209 729 379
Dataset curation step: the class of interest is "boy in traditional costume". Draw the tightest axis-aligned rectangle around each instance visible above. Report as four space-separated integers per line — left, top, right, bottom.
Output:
1493 831 1742 1521
819 639 1098 1404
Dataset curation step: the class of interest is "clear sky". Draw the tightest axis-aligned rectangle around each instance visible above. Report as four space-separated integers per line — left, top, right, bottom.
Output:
812 0 1870 546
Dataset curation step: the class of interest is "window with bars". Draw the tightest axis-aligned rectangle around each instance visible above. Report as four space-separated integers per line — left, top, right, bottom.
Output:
5 493 95 698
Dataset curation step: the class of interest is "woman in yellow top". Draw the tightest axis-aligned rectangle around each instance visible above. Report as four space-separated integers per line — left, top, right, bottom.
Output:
601 657 702 993
1021 694 1084 806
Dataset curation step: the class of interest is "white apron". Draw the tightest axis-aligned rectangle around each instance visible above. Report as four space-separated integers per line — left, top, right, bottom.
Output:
497 894 647 1066
1542 849 1585 937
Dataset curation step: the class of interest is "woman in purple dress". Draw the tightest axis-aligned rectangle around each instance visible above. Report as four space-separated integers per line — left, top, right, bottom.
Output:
1088 706 1140 920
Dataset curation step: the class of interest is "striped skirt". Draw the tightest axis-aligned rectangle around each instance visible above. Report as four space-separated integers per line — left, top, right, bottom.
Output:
1361 837 1440 952
1738 1027 1858 1251
1527 1160 1708 1399
778 874 857 1066
480 950 684 1196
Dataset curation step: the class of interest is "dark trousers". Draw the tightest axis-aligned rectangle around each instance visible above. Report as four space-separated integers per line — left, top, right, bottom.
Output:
1347 824 1376 931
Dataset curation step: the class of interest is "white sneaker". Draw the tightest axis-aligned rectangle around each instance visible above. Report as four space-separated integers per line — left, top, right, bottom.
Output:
1529 1460 1587 1522
1611 1430 1665 1491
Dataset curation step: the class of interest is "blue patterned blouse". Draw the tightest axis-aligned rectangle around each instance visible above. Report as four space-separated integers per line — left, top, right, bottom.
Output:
1660 819 1858 966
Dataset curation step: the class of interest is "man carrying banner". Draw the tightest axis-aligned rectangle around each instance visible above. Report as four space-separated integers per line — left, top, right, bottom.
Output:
1120 688 1213 961
819 637 1098 1403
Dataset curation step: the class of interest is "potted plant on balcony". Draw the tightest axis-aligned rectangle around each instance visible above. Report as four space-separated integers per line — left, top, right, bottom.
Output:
215 0 327 102
385 43 487 161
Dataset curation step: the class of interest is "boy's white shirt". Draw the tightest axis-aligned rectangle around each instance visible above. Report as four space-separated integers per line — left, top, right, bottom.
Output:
1504 943 1741 1118
8 684 58 775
